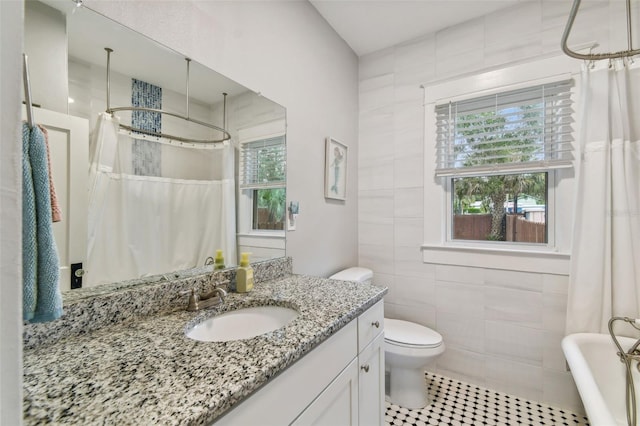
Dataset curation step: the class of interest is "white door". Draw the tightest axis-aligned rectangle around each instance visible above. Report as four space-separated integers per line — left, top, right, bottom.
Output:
23 107 89 291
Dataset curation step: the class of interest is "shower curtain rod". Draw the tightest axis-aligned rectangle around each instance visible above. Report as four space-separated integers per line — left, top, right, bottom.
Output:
23 53 35 129
103 47 231 144
562 0 640 60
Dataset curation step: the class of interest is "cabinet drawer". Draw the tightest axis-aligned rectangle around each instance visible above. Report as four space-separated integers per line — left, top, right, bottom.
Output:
357 300 384 353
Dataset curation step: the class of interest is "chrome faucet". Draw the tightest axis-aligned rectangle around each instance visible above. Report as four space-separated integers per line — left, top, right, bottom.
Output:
204 256 215 266
185 280 229 311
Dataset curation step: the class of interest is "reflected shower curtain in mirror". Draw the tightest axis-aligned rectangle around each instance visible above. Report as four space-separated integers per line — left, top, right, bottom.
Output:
86 113 236 287
566 60 640 336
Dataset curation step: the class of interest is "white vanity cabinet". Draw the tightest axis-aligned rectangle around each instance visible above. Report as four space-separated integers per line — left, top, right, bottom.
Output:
214 300 385 426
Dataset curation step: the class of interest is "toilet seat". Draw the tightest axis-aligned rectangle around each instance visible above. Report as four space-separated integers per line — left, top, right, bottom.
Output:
384 318 443 349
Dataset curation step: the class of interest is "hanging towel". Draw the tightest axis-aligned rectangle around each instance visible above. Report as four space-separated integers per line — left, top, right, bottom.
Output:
23 123 37 321
22 122 63 323
38 125 62 222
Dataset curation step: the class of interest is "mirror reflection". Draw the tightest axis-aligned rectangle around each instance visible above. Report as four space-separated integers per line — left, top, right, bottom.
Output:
24 0 286 291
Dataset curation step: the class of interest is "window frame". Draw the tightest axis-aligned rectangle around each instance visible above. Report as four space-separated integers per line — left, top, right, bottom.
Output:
421 55 582 274
444 171 556 250
237 120 286 237
251 187 286 231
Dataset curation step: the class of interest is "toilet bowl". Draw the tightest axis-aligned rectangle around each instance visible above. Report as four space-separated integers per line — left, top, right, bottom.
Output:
385 318 445 408
329 267 445 409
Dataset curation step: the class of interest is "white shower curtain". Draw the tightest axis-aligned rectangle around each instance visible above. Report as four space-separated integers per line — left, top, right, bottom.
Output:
86 113 236 287
566 60 640 336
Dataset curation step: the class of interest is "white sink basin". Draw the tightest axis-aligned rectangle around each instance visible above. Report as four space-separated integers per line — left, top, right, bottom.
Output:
186 305 299 342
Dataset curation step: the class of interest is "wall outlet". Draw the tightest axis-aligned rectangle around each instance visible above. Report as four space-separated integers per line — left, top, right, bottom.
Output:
287 214 297 231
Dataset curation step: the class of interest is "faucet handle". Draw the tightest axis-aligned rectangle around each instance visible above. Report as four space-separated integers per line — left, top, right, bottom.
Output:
215 279 230 289
209 277 230 290
181 288 200 311
215 286 227 302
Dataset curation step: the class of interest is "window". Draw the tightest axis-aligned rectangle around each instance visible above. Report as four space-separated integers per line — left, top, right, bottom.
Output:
252 188 285 230
436 79 573 245
452 172 548 243
240 135 286 231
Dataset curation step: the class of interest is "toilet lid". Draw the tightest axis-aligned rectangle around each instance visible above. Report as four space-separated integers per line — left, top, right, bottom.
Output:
384 318 443 348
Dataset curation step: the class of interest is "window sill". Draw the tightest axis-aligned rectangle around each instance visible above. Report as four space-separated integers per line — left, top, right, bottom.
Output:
237 231 285 239
421 243 570 275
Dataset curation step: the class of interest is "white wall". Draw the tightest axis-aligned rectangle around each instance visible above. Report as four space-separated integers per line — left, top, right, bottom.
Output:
1 1 24 424
358 0 631 414
24 0 67 113
84 0 360 277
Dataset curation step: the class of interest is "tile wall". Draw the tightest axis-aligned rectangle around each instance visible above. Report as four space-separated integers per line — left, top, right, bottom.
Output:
358 0 632 414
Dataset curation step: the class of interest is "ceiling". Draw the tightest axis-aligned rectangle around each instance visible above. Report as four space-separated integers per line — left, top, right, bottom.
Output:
309 0 528 56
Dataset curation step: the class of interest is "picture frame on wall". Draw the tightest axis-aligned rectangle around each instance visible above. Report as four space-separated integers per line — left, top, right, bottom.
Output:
324 137 348 201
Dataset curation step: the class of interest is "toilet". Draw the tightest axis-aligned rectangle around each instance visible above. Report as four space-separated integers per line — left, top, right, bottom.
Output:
329 267 445 409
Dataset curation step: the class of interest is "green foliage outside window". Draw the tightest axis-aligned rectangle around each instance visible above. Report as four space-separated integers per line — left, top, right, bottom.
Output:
254 188 286 230
453 105 548 241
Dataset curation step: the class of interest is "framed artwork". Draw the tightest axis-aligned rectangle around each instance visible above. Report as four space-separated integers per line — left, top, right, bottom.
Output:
324 137 348 200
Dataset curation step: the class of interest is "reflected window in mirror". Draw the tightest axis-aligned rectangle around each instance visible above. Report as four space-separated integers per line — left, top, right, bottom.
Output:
253 188 286 230
240 133 286 232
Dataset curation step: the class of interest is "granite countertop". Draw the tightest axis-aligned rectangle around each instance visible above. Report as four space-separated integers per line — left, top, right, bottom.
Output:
23 274 387 425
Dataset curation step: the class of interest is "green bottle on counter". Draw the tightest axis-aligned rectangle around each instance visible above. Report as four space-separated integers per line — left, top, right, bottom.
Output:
214 249 225 270
236 252 254 293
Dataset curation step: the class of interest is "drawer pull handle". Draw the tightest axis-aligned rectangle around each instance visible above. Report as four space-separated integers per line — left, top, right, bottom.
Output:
361 364 370 373
371 321 380 328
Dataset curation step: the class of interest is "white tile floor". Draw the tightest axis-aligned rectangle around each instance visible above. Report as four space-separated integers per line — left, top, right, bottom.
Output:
385 372 589 426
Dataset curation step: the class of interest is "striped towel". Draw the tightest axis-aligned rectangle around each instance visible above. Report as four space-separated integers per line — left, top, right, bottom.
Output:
22 122 63 323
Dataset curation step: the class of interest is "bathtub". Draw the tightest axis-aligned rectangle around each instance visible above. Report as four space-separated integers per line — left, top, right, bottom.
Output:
563 333 640 426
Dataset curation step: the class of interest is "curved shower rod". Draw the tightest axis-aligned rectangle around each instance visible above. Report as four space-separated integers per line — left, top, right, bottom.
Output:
562 0 640 60
104 47 231 144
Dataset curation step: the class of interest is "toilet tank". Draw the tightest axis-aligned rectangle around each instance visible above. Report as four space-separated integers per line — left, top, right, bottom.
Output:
329 267 373 284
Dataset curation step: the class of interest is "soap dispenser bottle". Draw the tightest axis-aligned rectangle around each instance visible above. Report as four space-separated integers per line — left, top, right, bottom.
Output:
214 249 225 270
236 252 254 293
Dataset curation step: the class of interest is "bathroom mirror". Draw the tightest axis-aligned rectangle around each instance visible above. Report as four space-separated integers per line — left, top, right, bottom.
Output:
25 0 286 292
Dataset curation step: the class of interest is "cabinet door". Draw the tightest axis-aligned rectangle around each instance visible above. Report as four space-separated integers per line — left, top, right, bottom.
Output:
292 358 359 426
359 333 385 426
214 322 357 426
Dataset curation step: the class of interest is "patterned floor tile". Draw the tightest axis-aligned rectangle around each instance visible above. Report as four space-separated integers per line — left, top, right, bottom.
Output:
385 372 589 426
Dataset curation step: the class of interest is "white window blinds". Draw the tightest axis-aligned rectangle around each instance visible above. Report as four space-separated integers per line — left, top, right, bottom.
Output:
240 135 286 189
435 79 574 177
